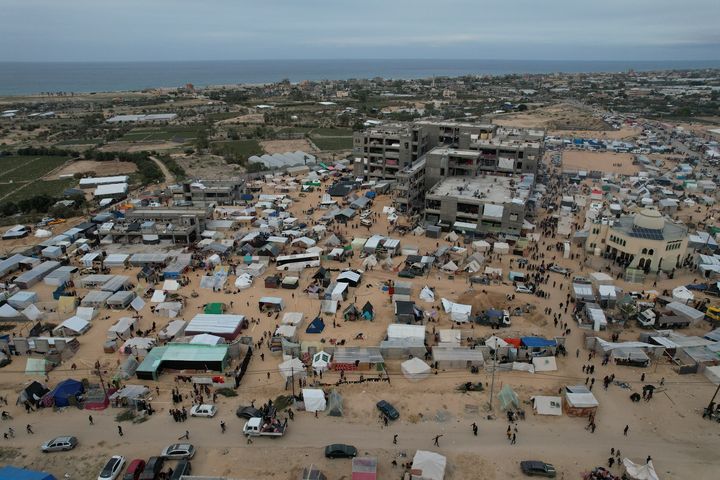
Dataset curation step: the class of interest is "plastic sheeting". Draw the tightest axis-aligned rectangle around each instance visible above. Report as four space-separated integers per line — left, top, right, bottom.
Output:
401 357 431 382
302 388 326 412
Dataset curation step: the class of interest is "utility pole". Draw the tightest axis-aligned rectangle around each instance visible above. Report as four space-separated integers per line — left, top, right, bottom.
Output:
706 383 720 415
488 346 497 411
291 367 295 397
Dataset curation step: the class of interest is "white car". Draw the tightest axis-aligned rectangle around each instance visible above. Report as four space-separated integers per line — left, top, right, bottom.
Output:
515 283 533 294
98 455 126 480
190 404 217 418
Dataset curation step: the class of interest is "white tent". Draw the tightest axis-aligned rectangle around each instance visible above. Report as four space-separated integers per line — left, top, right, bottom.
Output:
234 273 253 290
440 298 472 323
21 304 43 321
671 286 694 304
108 317 136 340
411 450 446 480
312 351 331 373
704 365 720 385
162 279 180 291
532 396 562 416
485 335 509 349
130 297 146 312
302 388 326 412
622 458 660 480
532 356 558 372
150 290 166 303
155 301 183 318
278 357 306 380
53 316 91 336
440 261 458 273
419 286 435 303
362 255 378 269
444 231 459 242
190 333 225 345
0 304 20 318
493 242 510 254
472 240 491 252
75 306 97 321
34 229 52 238
281 312 304 326
401 357 431 382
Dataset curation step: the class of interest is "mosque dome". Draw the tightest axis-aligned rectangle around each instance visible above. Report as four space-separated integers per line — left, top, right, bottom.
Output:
633 208 664 230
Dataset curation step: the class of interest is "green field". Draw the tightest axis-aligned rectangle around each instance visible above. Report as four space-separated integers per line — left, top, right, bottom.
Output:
276 127 312 135
120 126 202 142
1 178 76 204
206 112 242 121
312 127 353 136
210 140 264 160
54 138 103 146
0 156 69 182
311 137 353 151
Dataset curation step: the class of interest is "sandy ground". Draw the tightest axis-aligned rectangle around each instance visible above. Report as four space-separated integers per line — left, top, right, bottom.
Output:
548 127 641 141
0 166 719 479
561 150 639 175
218 114 265 125
260 139 316 154
492 104 610 131
47 160 137 180
100 142 182 153
174 154 245 179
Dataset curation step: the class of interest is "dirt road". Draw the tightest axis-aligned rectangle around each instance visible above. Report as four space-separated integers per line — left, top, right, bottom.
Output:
149 155 175 185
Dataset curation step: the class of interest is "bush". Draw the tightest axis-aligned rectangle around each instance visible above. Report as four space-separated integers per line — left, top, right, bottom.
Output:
215 388 238 397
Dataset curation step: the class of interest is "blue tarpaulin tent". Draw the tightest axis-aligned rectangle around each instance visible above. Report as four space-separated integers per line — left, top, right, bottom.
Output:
520 337 557 348
241 194 254 201
0 466 56 480
306 317 325 334
365 191 377 199
50 379 84 407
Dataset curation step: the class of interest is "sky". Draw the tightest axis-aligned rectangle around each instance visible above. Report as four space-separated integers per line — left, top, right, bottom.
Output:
1 0 719 62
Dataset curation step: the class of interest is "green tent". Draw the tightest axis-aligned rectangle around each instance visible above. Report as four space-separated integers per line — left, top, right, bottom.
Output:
204 303 224 315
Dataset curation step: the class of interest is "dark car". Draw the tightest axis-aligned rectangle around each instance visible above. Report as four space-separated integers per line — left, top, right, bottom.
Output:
169 460 192 480
324 444 358 459
376 400 399 420
236 406 263 419
520 461 557 478
123 459 146 480
138 456 164 480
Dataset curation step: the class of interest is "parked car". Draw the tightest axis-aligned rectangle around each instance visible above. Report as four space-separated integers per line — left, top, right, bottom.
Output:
325 444 358 459
138 456 165 480
376 400 399 420
549 265 570 275
160 444 196 460
236 406 263 419
520 461 557 478
122 459 146 480
190 404 217 418
41 436 78 452
515 283 534 294
169 460 192 480
98 455 126 480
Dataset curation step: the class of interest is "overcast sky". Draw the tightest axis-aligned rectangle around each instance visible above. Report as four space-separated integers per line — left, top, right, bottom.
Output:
2 0 719 62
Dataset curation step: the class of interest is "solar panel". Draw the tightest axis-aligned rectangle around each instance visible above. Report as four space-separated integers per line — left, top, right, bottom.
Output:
630 227 664 240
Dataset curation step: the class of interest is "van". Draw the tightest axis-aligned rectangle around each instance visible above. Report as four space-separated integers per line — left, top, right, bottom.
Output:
169 460 192 480
139 456 165 480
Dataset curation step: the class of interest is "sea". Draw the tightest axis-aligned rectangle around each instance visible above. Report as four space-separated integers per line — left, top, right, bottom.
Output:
1 59 719 96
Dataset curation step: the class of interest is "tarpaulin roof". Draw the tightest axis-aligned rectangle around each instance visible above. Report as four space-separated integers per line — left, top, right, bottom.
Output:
521 337 557 348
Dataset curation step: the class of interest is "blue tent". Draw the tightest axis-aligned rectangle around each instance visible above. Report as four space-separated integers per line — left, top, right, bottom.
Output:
306 317 325 334
240 193 254 201
0 466 56 480
520 337 557 348
50 379 84 407
365 191 377 199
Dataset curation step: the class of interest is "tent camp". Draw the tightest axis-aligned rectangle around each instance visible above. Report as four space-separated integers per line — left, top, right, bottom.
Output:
411 450 446 480
440 298 472 323
401 357 431 382
302 388 326 412
52 316 91 336
312 351 331 373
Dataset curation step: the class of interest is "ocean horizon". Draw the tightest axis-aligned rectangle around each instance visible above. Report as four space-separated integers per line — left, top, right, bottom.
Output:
1 58 719 96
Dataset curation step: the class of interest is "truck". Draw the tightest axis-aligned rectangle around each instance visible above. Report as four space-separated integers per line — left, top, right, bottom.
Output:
705 305 720 324
242 417 287 438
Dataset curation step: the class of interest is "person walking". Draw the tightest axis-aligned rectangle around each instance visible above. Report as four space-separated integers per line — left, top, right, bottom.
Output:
117 425 123 437
432 435 443 447
88 415 94 425
393 434 398 444
179 430 190 440
506 425 512 440
623 425 629 436
26 424 33 434
220 421 226 433
608 457 615 468
246 434 253 444
471 423 478 436
511 433 517 445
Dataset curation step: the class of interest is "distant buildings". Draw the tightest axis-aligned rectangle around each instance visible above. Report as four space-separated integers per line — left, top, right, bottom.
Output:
106 113 177 123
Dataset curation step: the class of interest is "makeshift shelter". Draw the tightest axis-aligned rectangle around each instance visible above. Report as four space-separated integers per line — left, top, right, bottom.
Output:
531 356 558 372
16 381 49 407
49 379 83 407
312 351 331 373
493 242 510 255
411 450 446 480
282 312 304 326
25 358 52 376
441 298 472 323
52 316 91 336
622 459 660 480
671 285 694 304
361 301 374 320
8 291 38 309
704 365 720 385
106 290 135 309
190 333 226 345
498 385 520 411
306 317 325 334
419 286 435 303
155 301 183 318
158 319 186 340
326 389 343 417
532 396 562 416
259 296 285 312
563 385 599 417
401 357 431 382
114 356 139 380
185 314 245 340
302 388 326 412
0 466 57 480
108 317 136 340
278 357 306 380
432 347 484 369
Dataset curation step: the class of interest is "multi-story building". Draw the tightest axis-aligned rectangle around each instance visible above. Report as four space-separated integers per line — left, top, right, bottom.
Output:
169 180 245 206
100 206 211 244
393 158 426 213
424 174 535 235
584 208 688 273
